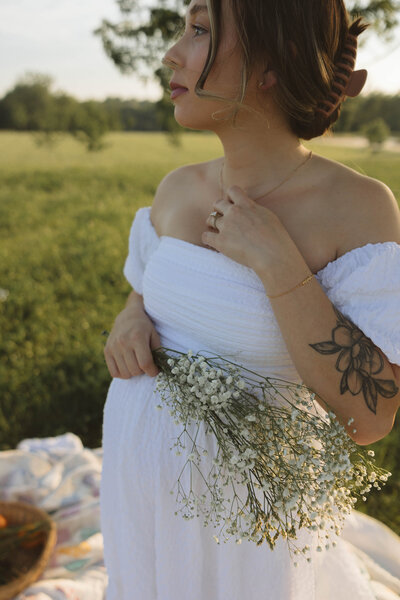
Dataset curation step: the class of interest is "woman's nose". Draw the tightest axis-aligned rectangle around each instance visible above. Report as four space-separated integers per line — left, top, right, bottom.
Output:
162 55 181 70
162 42 184 71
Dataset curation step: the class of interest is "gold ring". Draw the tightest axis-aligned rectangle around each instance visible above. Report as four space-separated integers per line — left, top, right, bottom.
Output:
210 210 222 229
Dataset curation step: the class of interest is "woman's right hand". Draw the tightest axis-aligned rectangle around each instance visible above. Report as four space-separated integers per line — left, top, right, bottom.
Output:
104 305 161 379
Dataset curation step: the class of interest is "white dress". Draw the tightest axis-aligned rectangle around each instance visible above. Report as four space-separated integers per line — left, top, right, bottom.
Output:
100 206 400 600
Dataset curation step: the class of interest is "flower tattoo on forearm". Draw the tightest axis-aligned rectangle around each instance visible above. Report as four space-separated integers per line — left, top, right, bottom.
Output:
309 305 399 414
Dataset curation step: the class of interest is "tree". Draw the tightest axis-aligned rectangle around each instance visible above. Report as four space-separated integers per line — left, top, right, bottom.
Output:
95 0 400 139
362 117 391 151
0 73 57 132
70 101 113 151
0 72 113 151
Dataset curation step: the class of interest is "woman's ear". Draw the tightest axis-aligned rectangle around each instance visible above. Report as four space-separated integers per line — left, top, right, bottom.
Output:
258 69 278 91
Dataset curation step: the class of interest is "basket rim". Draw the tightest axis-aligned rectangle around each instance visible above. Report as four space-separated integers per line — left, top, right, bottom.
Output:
0 500 57 598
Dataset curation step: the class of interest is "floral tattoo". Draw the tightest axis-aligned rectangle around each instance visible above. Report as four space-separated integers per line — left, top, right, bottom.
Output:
309 305 399 415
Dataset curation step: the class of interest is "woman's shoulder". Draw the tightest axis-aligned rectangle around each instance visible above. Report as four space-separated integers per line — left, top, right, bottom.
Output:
312 154 400 259
149 153 400 258
150 158 221 234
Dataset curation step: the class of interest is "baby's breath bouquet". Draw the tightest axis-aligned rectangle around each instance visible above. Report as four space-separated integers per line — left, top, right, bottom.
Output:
152 347 391 563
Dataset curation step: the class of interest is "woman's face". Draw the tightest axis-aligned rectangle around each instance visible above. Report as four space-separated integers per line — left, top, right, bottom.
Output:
163 0 248 131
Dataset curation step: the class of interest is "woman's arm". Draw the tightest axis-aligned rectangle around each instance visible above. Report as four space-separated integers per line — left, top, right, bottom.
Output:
256 183 400 446
262 262 399 445
125 289 146 313
203 176 400 445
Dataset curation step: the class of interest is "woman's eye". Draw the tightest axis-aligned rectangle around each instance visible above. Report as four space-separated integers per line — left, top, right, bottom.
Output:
191 24 208 37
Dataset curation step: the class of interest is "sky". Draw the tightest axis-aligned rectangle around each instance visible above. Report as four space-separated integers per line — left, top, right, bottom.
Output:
0 0 399 102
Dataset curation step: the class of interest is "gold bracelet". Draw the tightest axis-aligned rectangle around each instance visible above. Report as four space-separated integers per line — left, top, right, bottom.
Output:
267 273 315 299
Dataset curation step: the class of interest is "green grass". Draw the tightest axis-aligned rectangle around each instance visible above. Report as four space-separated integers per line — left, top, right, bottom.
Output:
1 131 399 534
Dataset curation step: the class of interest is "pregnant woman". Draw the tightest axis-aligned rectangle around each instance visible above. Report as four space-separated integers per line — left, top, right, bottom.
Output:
100 0 400 598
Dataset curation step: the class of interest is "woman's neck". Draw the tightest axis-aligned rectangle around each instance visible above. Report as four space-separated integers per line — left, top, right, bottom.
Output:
215 117 310 201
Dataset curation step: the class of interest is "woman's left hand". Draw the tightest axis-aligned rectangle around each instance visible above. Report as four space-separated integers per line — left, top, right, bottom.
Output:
202 185 299 276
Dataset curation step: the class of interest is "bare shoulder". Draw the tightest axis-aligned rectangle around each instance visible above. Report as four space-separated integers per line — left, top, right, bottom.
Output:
314 155 400 257
150 159 217 234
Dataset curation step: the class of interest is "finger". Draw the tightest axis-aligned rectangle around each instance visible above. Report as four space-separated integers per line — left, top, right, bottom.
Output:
205 212 223 230
226 185 253 206
150 328 161 351
201 229 218 249
114 350 139 379
149 330 162 375
105 353 122 379
124 349 145 377
135 343 160 377
215 196 233 210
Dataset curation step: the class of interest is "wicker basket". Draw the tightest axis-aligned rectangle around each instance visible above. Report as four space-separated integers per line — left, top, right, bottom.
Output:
0 501 57 600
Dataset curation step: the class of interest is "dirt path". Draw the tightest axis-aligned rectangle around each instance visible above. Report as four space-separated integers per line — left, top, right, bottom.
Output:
315 134 400 152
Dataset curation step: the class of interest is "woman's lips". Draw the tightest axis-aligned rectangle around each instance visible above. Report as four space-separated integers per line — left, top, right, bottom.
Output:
171 87 188 99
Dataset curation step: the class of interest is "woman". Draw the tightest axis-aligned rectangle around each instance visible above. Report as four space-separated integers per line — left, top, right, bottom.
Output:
100 0 400 598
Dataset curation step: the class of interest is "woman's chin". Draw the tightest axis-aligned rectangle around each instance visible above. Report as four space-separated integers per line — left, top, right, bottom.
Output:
173 106 217 132
173 114 202 131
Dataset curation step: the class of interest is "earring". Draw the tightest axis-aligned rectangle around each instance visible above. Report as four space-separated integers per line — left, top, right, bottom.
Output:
258 80 265 89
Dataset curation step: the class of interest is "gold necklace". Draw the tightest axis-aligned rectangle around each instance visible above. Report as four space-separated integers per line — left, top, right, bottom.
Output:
219 150 313 202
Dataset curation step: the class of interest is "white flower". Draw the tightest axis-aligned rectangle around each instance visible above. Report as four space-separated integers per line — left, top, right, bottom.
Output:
245 414 257 422
155 349 385 556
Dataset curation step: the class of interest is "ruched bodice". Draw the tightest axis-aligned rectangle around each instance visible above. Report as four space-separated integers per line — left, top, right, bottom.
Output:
124 206 400 371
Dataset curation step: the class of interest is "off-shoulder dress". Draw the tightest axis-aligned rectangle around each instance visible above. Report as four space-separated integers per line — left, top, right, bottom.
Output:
100 206 400 600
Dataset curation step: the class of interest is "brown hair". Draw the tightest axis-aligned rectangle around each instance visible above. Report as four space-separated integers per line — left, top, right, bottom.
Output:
192 0 369 140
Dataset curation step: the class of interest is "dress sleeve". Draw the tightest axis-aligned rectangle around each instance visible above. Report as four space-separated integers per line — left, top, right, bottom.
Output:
122 206 160 295
315 242 400 366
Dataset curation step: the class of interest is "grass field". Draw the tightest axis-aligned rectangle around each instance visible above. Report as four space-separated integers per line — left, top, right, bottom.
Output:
1 131 400 194
1 130 399 533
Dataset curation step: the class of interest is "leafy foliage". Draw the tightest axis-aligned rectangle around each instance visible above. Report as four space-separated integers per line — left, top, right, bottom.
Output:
362 117 391 149
349 0 400 34
334 93 400 135
0 73 114 152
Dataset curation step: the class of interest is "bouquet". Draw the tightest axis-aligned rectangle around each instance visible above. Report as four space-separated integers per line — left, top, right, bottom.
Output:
152 347 391 564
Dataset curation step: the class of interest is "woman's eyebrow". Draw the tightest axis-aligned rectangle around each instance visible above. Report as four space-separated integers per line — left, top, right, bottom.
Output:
189 3 208 17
